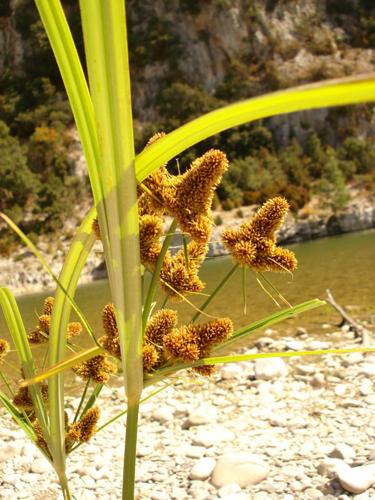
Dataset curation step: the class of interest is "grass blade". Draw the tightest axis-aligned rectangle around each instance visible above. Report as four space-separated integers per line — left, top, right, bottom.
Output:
135 75 375 182
0 288 50 443
198 346 375 366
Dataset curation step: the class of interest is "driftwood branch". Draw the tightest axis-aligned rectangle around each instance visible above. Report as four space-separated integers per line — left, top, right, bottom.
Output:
326 289 372 346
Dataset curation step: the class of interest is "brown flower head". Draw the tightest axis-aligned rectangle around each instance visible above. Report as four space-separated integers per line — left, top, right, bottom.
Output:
163 327 201 362
160 241 208 301
102 303 118 338
193 365 216 376
72 354 117 384
222 197 298 273
139 142 228 243
100 303 121 358
163 318 233 365
0 339 10 359
13 384 48 411
67 322 83 340
139 214 163 270
33 420 50 456
173 149 229 242
145 309 177 347
43 297 54 315
143 343 159 372
67 407 100 444
92 217 101 240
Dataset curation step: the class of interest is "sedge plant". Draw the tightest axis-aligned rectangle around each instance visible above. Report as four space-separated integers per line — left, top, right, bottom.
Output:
0 1 375 499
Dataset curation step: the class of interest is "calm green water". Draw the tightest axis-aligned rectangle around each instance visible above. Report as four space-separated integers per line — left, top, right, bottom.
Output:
0 230 374 384
4 229 375 336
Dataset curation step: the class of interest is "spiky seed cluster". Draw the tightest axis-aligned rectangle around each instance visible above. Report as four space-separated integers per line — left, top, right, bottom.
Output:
163 318 233 364
13 384 48 411
145 309 177 346
222 197 298 273
43 297 54 315
72 354 117 384
92 217 101 240
0 339 10 358
160 241 208 301
67 322 83 340
67 407 100 444
143 343 159 372
143 309 177 372
99 303 121 358
33 420 50 456
139 214 163 270
140 143 228 243
193 365 216 376
27 297 83 344
173 149 229 242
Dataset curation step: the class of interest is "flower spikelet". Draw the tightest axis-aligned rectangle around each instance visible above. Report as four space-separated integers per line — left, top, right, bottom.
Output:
145 309 177 347
67 322 82 340
92 217 101 240
13 384 48 411
174 149 229 242
72 354 117 384
143 343 159 372
194 318 233 356
163 327 201 362
222 197 298 273
38 314 51 334
193 365 216 376
0 339 10 358
67 407 100 443
43 297 54 315
100 303 121 358
33 420 50 456
102 303 118 338
139 214 163 269
163 318 233 368
160 241 208 301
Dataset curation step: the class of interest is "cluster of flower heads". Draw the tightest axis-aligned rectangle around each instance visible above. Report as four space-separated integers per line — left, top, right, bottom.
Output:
32 407 100 456
222 197 297 273
27 296 82 344
93 132 229 301
99 302 233 376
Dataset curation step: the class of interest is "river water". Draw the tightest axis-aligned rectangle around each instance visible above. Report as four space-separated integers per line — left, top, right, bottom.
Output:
4 229 374 337
0 229 374 387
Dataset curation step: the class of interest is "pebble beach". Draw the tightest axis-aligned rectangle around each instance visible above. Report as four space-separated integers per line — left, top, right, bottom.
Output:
1 324 375 499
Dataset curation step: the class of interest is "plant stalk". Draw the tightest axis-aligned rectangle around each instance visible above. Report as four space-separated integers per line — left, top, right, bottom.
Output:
123 398 140 500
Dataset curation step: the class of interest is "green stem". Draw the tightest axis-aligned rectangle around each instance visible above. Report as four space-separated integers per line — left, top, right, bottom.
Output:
0 371 14 396
192 263 239 322
58 471 72 500
142 219 177 328
73 378 90 423
123 399 140 500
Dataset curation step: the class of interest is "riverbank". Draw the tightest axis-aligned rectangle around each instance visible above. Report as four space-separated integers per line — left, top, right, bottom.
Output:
1 200 374 296
1 323 375 499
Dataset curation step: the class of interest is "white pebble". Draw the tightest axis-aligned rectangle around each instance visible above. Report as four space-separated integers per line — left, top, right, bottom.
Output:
190 457 216 480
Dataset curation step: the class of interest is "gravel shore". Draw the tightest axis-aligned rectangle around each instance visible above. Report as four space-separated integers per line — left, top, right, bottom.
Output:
1 324 375 499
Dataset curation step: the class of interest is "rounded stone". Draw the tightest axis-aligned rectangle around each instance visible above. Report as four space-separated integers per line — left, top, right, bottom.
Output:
190 457 216 480
338 464 375 494
211 452 269 488
328 443 356 461
255 358 288 380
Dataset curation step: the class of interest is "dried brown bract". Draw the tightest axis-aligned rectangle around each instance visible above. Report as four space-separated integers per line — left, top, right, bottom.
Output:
222 197 298 273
